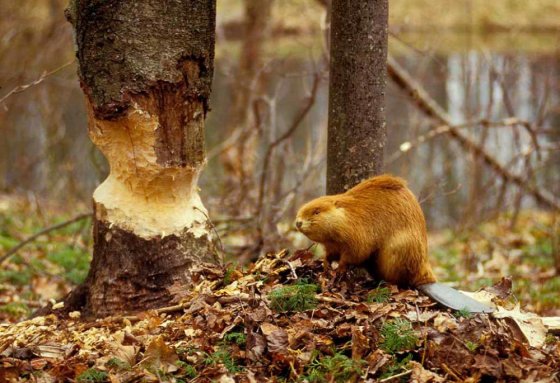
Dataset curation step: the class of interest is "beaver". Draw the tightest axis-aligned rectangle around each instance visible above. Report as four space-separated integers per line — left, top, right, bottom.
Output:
295 174 493 313
295 174 435 286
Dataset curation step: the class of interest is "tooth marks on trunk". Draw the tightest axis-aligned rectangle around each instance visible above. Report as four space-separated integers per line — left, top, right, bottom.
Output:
84 217 215 317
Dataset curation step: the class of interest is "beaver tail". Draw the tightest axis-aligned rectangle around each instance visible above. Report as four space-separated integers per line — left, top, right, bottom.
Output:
418 283 494 313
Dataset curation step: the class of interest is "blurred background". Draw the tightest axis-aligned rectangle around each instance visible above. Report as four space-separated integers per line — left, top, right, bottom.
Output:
0 0 559 319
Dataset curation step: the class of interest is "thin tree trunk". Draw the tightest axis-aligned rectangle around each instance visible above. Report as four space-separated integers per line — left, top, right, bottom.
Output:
64 0 218 317
326 0 388 194
220 0 273 215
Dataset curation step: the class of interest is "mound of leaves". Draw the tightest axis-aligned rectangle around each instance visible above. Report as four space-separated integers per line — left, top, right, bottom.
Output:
1 249 559 382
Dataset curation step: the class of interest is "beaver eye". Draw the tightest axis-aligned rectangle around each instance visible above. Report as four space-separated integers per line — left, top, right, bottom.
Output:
312 208 320 215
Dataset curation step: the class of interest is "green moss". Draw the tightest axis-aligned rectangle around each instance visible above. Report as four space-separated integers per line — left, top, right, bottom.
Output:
538 277 560 308
454 308 472 319
269 281 319 313
204 347 242 373
379 354 413 380
380 319 418 354
0 268 33 286
223 265 235 285
0 302 30 317
106 357 130 371
0 234 18 249
470 277 494 291
367 284 391 303
522 238 554 268
465 341 479 352
545 334 558 345
47 246 90 284
76 369 108 383
224 331 246 347
303 352 364 383
176 361 197 379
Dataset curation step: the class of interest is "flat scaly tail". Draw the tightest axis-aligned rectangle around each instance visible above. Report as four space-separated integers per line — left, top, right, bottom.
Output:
417 283 494 313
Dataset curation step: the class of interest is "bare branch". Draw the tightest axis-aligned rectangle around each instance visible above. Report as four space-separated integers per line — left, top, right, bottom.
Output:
0 212 92 265
386 118 540 165
256 73 322 219
0 60 75 107
387 56 560 211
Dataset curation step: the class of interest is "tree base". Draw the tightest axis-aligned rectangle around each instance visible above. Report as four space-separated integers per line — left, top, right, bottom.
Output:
35 218 217 318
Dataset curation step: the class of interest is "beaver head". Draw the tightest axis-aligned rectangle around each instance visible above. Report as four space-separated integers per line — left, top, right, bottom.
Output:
295 196 346 242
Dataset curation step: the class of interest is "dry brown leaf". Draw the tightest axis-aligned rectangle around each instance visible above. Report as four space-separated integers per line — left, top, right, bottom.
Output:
142 336 178 373
409 361 444 382
247 329 266 362
433 314 458 332
351 326 369 360
405 310 438 323
493 304 547 348
260 322 289 354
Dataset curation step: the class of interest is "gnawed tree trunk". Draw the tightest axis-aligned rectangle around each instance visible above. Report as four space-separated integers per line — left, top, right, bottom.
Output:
326 0 388 194
65 0 218 317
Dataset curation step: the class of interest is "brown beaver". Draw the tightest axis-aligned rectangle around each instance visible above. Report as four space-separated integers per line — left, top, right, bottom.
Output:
295 174 437 287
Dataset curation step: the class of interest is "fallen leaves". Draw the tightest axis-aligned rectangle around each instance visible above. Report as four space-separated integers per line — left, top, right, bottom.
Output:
0 249 558 382
494 304 548 348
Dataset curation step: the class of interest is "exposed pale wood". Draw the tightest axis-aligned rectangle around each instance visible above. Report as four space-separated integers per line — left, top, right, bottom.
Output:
61 0 219 317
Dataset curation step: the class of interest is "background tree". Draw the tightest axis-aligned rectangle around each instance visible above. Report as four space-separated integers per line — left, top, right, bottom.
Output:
219 0 273 216
64 0 218 317
326 0 388 194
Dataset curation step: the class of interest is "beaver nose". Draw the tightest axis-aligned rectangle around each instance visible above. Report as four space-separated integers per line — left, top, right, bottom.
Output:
296 220 302 229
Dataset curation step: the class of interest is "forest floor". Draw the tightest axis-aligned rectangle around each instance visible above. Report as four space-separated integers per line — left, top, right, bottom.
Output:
0 195 559 381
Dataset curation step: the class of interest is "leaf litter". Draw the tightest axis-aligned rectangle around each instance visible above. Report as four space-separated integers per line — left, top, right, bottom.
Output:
0 249 559 382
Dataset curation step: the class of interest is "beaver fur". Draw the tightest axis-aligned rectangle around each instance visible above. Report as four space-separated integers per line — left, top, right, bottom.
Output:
295 174 437 286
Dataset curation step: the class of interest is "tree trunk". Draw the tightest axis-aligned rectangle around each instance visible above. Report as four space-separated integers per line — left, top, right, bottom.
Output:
326 0 388 194
65 0 218 317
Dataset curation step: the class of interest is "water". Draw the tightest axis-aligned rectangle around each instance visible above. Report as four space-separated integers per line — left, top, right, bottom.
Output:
1 32 558 230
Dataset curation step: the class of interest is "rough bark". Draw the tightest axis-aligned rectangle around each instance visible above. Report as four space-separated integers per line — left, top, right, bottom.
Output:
65 0 218 317
326 0 388 194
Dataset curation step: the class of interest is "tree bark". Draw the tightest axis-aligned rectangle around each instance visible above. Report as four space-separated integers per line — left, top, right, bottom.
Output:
65 0 218 317
326 0 388 194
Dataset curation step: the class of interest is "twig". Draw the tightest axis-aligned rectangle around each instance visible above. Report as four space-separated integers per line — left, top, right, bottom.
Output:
256 73 321 220
387 56 560 211
386 124 451 164
114 292 357 323
441 362 463 381
0 60 75 106
194 206 225 265
272 158 325 223
316 295 358 307
379 370 412 382
108 293 254 323
387 118 539 165
0 212 92 265
421 332 428 366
